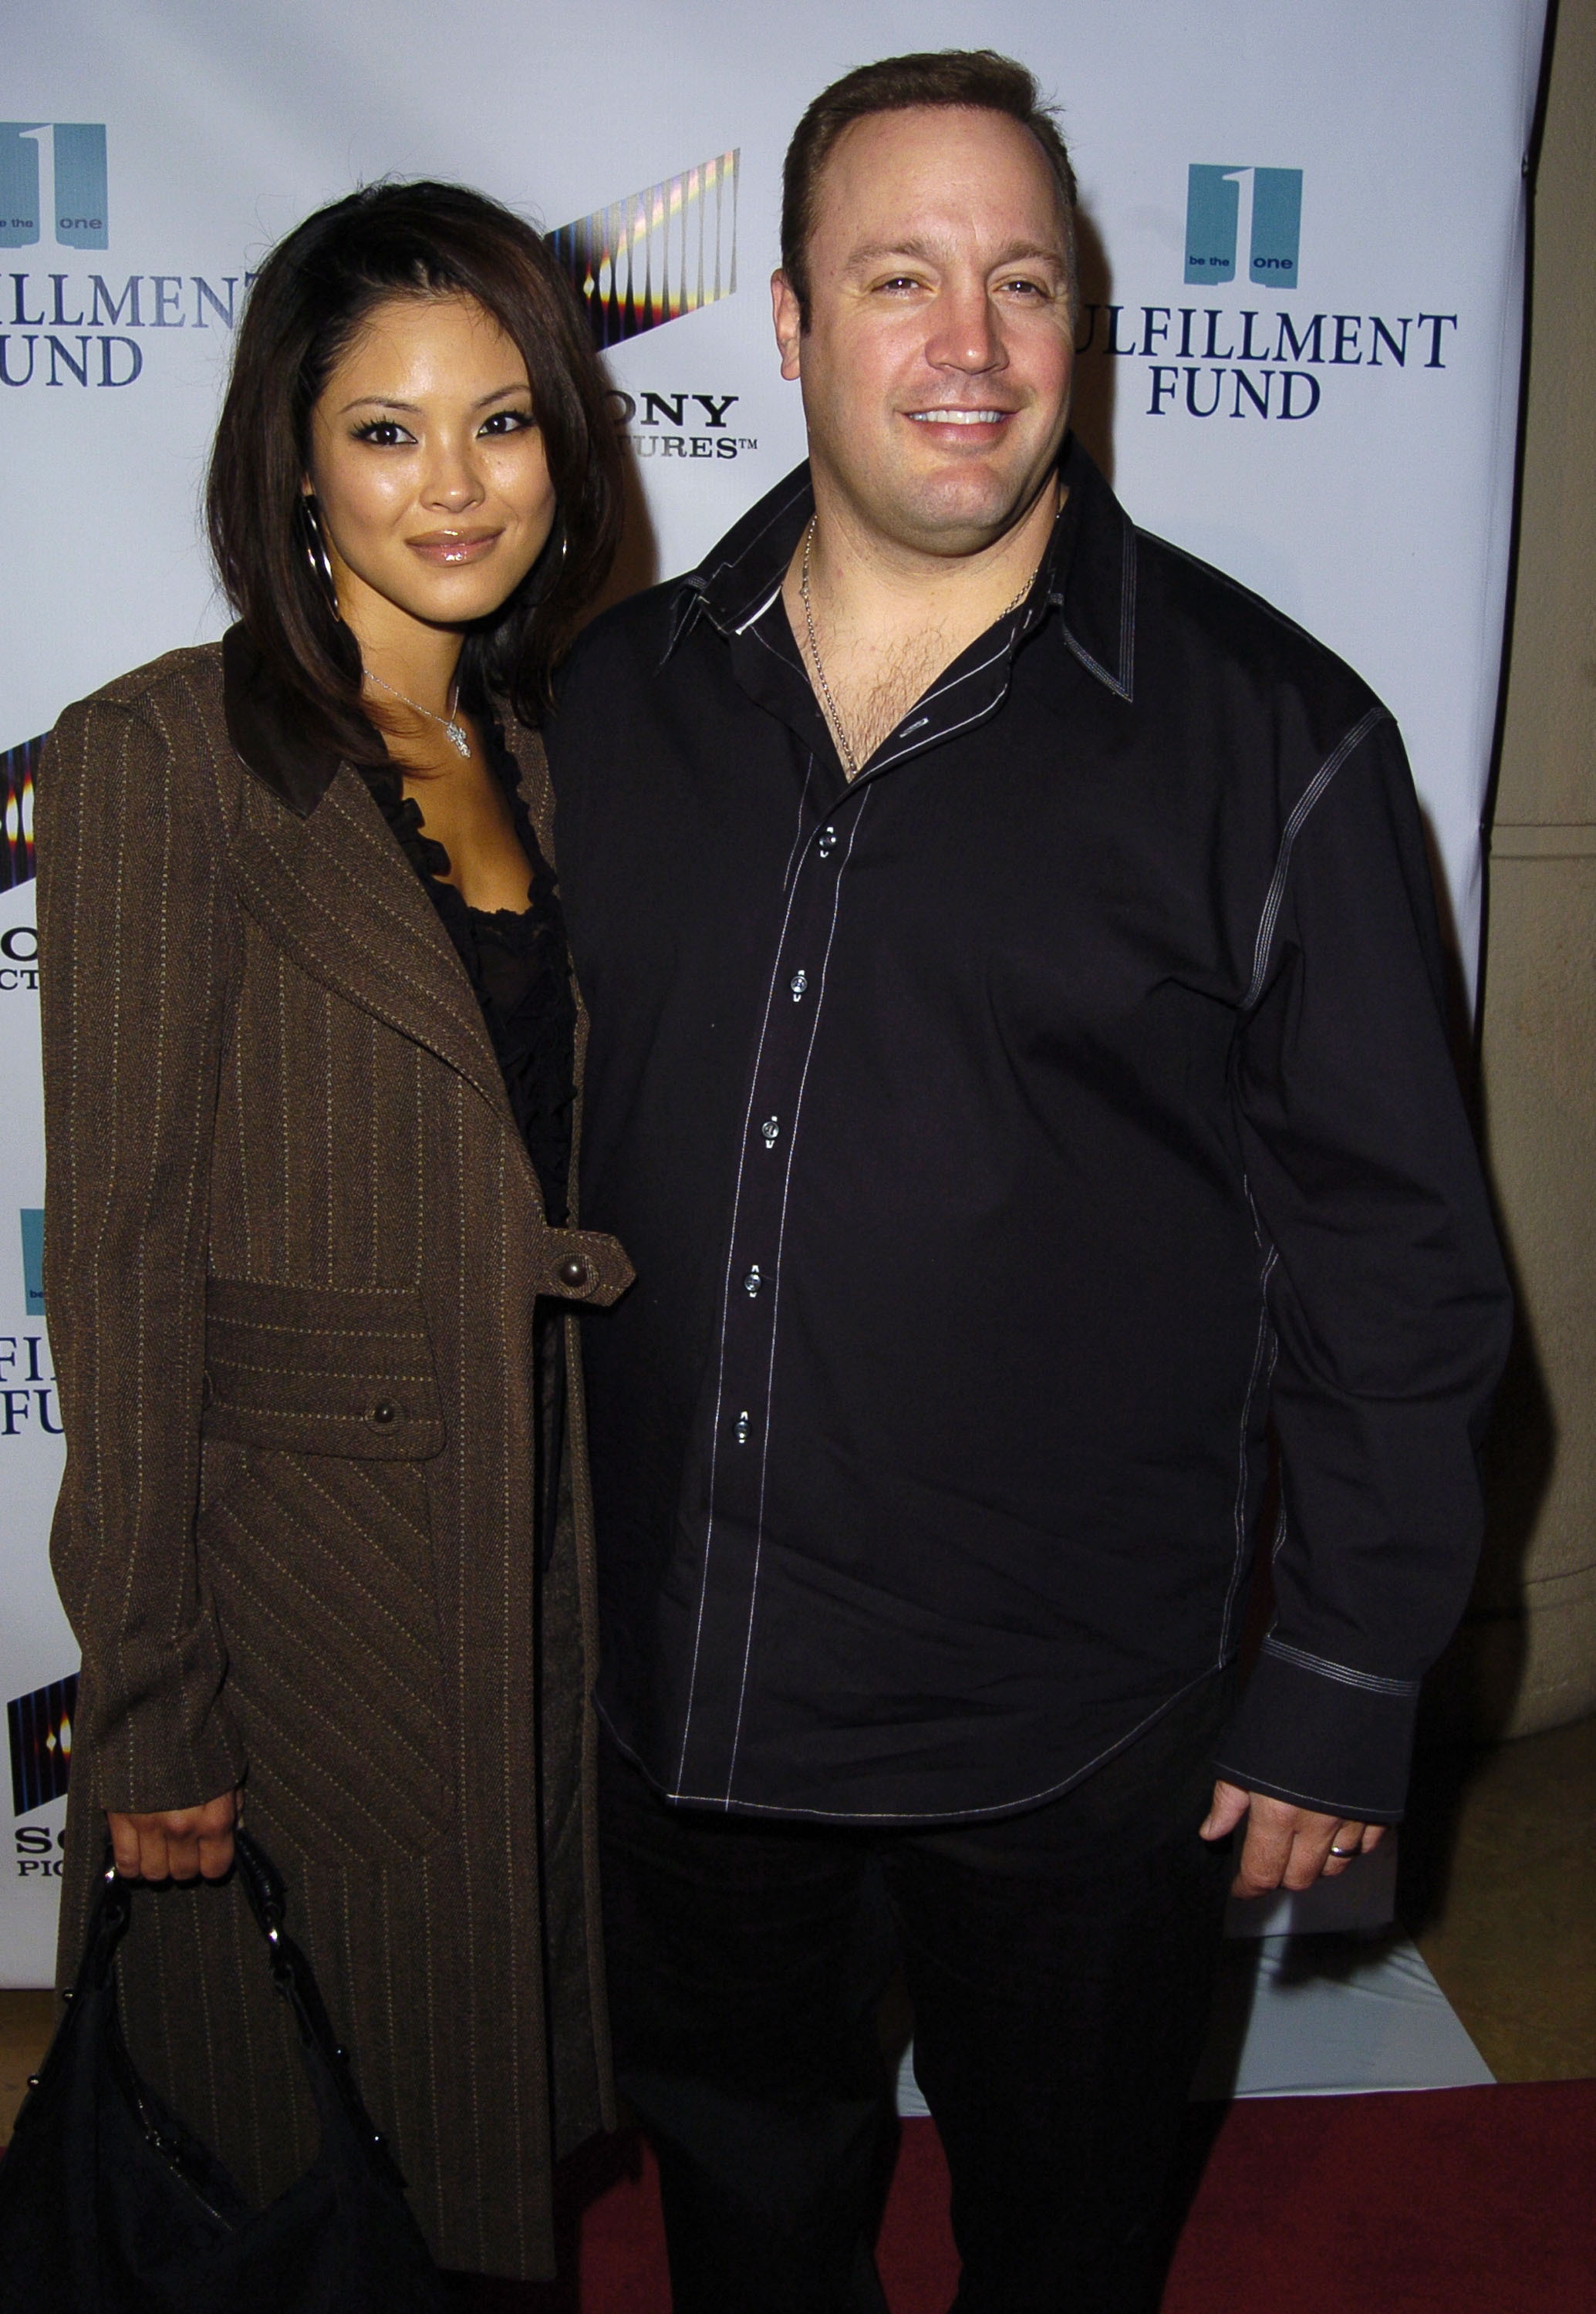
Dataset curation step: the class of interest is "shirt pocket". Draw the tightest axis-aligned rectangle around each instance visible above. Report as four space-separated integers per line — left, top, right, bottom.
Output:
197 1277 454 1864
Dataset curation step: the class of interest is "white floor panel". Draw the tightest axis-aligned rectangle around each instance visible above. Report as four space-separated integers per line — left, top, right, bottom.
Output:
894 1931 1494 2118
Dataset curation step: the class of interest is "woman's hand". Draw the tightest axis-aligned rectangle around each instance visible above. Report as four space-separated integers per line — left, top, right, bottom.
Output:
106 1789 242 1882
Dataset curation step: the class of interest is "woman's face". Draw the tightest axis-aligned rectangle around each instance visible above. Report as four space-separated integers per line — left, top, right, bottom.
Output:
305 291 557 644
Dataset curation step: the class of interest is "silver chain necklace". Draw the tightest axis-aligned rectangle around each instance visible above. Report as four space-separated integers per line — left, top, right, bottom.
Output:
364 668 471 758
798 515 1042 778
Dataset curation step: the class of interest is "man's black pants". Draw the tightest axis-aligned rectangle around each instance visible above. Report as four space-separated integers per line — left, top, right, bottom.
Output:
598 1674 1234 2314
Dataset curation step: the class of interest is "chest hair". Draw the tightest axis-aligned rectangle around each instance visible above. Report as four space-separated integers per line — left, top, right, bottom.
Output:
824 624 956 774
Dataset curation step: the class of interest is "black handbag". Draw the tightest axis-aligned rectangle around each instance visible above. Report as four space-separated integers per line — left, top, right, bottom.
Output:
0 1830 449 2312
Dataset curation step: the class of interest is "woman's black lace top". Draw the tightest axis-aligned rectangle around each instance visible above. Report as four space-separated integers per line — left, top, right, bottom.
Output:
364 717 576 1227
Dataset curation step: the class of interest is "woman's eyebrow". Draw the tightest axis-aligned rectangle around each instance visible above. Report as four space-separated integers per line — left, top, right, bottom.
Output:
334 380 529 417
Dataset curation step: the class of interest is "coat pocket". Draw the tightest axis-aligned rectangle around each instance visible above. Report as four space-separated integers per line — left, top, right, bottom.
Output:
197 1278 454 1864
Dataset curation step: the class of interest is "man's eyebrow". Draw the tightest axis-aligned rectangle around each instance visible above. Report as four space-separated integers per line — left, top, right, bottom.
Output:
334 381 530 417
843 237 1067 271
844 236 941 268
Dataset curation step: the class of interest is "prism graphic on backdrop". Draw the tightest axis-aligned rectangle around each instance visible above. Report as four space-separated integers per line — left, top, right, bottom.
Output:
8 1672 76 1816
550 149 739 349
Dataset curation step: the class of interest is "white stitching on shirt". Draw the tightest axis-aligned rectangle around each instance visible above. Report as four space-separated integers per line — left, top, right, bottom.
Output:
1261 1636 1421 1698
635 1666 1218 1820
1244 706 1387 1009
698 474 812 592
909 633 1015 712
723 793 873 1802
781 756 817 894
862 682 1015 781
673 831 816 1787
1206 1766 1395 1819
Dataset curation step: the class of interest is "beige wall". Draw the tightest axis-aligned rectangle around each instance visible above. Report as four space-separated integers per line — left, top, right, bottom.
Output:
1442 0 1596 1734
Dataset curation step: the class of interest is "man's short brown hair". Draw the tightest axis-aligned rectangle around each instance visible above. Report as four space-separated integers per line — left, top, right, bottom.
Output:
780 49 1079 333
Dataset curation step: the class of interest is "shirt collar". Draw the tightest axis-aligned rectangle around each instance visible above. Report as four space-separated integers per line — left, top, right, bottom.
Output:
668 433 1136 704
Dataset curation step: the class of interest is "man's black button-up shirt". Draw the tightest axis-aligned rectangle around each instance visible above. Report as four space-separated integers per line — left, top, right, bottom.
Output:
547 440 1510 1828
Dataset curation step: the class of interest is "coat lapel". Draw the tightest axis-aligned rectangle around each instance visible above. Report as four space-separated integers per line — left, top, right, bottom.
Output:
229 767 514 1121
221 623 515 1124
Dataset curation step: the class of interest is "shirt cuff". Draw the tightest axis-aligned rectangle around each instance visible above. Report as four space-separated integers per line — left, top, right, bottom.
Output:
1211 1638 1419 1823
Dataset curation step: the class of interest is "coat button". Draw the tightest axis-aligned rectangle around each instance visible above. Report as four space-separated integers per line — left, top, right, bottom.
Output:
557 1253 592 1292
367 1399 399 1428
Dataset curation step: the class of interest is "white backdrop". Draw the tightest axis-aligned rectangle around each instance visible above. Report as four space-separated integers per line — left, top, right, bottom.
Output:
0 0 1547 1982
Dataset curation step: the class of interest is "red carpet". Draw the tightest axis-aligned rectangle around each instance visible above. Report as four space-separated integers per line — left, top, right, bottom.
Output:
1160 2081 1596 2314
503 2082 1596 2312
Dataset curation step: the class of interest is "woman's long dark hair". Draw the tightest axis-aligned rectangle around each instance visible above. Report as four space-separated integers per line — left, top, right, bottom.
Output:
207 180 623 757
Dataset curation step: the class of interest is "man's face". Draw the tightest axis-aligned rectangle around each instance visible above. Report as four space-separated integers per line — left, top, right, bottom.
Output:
773 105 1075 559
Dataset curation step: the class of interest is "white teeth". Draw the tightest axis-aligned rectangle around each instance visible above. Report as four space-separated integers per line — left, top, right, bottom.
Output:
909 410 1005 424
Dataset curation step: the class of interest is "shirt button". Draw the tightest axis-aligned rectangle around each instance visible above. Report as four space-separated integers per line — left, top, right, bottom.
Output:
790 970 808 1001
367 1399 400 1429
735 1411 751 1445
557 1253 591 1292
817 825 837 855
743 1265 763 1297
761 1116 780 1148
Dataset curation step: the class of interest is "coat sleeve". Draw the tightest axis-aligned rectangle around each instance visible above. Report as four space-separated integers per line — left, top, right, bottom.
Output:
38 690 248 1813
1213 713 1513 1823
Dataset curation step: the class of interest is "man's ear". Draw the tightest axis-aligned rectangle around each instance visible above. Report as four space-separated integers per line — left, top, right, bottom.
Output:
771 270 803 382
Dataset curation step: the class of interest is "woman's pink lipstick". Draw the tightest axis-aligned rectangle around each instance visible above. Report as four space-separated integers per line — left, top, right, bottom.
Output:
407 528 500 565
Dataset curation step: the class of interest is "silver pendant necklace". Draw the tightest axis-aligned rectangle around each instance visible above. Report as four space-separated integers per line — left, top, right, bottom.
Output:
364 667 471 757
798 515 1042 778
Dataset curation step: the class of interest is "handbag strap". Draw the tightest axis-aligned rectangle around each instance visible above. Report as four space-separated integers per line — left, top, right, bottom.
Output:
233 1829 336 2047
231 1828 408 2188
74 1828 404 2190
73 1852 134 1995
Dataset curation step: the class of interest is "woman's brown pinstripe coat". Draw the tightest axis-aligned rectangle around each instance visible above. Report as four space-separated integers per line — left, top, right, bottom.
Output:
36 631 633 2280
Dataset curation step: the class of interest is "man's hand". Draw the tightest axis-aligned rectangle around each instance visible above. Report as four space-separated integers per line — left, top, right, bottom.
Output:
106 1789 242 1883
1200 1779 1385 1898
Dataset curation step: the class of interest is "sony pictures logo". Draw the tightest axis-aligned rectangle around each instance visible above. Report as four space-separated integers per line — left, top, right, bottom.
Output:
0 921 36 992
609 388 759 463
551 153 759 465
10 1673 75 1877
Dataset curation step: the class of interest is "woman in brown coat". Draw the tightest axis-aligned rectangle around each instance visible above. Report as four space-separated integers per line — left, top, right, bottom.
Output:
37 182 632 2282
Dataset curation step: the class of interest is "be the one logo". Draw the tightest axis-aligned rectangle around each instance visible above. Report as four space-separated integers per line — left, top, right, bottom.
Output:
1185 164 1301 288
0 121 107 250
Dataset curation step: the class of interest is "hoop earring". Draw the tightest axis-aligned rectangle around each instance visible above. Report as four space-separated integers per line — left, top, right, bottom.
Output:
300 494 339 612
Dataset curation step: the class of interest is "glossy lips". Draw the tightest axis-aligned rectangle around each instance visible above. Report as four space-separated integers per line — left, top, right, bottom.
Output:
406 527 500 565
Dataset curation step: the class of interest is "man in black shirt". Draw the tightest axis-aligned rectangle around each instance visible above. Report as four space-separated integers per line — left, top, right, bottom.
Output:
548 49 1511 2314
